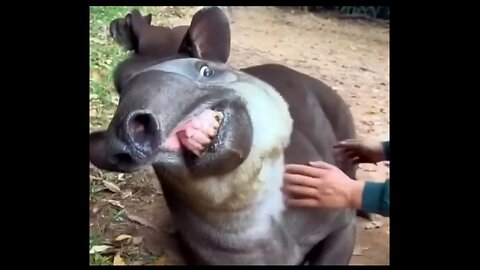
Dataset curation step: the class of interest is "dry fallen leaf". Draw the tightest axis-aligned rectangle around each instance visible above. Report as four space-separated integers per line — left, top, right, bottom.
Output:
125 210 156 230
121 190 133 199
92 206 101 214
147 256 169 265
106 199 125 209
132 236 143 245
89 245 112 254
113 253 127 265
353 246 369 256
365 221 383 230
90 73 101 85
115 234 133 242
102 180 122 193
90 37 107 45
151 178 163 195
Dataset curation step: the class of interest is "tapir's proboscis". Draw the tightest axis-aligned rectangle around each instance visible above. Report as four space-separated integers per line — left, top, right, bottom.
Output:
90 7 362 265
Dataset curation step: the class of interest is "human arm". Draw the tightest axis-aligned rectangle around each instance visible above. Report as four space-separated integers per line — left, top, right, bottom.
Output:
283 161 390 217
334 139 389 163
347 178 389 217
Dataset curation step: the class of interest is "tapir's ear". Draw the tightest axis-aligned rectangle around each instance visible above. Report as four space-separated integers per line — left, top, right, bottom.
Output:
109 18 122 39
178 6 231 63
109 17 135 51
126 9 150 33
144 14 152 24
90 131 117 172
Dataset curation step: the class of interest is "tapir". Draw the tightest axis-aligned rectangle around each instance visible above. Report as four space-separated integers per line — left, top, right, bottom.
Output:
90 7 360 265
109 9 189 58
108 8 371 222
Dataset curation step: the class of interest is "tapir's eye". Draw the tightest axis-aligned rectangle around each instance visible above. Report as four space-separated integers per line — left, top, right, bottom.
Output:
200 65 214 77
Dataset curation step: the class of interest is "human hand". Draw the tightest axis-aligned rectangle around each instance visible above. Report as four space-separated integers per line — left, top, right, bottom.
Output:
334 139 385 165
282 161 364 210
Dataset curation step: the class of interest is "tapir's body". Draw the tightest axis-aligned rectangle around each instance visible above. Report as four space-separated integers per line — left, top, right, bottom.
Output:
155 63 357 264
91 7 358 265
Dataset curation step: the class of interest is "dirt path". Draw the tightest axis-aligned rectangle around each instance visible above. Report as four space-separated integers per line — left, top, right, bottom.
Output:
90 6 389 265
228 8 390 265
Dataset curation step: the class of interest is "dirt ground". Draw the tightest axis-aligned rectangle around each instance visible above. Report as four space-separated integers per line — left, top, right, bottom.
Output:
89 6 389 265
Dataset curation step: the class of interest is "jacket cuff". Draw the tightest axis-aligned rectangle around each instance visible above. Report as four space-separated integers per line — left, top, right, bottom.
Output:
362 182 385 214
382 141 390 161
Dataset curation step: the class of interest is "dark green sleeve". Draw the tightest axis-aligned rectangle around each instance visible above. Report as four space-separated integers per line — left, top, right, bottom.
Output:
382 141 390 161
361 180 390 217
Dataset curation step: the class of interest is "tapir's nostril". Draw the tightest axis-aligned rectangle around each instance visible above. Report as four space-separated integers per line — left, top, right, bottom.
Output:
113 152 133 164
125 110 160 155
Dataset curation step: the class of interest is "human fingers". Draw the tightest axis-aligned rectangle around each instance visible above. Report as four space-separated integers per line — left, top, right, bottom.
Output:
286 198 320 208
282 184 318 198
349 156 361 165
285 164 326 178
309 160 336 170
334 138 360 147
334 139 362 151
344 150 362 160
284 173 320 188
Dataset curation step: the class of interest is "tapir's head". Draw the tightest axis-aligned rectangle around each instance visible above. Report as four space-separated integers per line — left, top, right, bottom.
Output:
90 7 293 180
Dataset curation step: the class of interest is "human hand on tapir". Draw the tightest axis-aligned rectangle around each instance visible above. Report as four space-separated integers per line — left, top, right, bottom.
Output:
282 161 364 210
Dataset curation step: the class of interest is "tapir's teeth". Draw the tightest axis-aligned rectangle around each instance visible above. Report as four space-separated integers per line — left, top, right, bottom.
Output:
214 111 224 123
208 128 217 137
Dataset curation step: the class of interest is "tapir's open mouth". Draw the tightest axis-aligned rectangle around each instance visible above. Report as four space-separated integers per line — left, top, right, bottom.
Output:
160 105 225 157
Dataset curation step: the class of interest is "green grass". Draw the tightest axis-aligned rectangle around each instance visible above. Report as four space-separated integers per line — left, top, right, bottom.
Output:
89 6 192 265
89 234 112 265
89 6 190 130
89 6 132 130
89 6 159 130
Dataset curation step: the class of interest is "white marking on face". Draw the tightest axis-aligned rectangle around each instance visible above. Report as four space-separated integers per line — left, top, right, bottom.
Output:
246 154 286 238
226 77 293 154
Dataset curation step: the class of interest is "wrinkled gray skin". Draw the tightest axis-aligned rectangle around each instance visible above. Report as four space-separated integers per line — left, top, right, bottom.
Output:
90 7 357 265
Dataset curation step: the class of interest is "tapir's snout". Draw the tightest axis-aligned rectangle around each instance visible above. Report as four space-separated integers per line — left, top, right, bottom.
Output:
90 109 162 173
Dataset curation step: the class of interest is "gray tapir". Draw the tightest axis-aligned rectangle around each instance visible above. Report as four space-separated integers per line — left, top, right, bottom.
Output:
90 7 360 265
109 9 189 58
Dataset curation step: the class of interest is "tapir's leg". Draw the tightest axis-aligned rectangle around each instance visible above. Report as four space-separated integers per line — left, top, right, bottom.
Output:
305 222 356 265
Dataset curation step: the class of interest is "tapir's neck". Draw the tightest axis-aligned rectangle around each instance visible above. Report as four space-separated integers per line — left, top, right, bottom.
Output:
157 148 286 228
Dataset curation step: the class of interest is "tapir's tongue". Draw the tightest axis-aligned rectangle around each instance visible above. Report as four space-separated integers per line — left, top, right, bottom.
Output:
161 109 222 156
